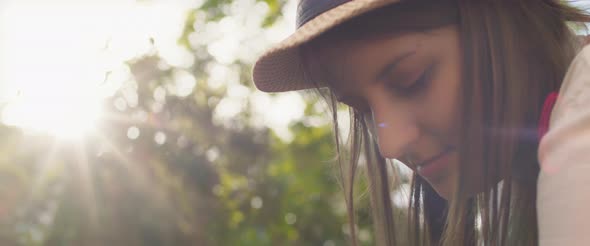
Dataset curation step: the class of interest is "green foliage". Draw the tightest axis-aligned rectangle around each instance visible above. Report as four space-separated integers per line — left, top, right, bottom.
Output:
0 0 354 245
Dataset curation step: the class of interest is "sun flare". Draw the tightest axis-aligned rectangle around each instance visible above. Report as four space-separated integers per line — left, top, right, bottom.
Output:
0 5 111 139
1 88 103 140
0 2 146 140
0 2 192 140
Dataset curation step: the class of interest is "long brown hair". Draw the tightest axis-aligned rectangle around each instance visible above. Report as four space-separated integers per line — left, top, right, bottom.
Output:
300 0 590 245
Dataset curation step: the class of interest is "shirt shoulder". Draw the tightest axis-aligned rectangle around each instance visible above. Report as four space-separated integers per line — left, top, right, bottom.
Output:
549 44 590 127
536 38 590 246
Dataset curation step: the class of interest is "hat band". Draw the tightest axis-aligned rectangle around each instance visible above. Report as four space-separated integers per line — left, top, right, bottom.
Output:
296 0 351 28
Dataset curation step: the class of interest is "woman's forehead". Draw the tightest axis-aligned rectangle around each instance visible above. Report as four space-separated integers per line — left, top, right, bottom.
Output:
309 43 358 93
310 36 384 81
308 32 425 90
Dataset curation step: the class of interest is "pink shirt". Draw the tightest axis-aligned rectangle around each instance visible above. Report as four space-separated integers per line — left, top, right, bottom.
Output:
537 39 590 245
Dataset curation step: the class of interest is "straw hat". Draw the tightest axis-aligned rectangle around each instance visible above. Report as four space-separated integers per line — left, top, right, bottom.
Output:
252 0 401 93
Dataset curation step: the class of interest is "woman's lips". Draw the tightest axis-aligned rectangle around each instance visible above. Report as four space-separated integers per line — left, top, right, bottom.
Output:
416 147 455 178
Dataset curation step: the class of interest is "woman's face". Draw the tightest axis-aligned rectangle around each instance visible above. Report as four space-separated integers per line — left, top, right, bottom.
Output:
316 26 465 199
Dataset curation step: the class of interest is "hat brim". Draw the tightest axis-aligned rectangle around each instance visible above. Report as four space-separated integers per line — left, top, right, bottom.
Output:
252 0 401 92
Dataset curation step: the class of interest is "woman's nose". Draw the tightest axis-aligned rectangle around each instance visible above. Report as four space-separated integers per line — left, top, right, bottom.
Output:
368 95 419 159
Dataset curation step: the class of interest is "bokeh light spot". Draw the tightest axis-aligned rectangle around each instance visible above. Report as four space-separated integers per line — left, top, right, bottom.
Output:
127 126 140 140
154 131 167 145
250 196 263 209
285 213 297 225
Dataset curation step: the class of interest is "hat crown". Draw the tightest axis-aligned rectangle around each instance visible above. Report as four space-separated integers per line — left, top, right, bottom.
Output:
296 0 351 28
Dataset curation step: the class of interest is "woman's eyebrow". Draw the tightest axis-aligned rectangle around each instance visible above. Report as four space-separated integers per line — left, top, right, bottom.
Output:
375 50 417 82
332 49 417 106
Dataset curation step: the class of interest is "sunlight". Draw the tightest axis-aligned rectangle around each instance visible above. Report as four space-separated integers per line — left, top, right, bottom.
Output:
1 91 103 140
0 1 189 140
0 3 116 139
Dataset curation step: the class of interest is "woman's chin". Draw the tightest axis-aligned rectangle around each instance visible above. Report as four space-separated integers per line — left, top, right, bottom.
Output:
426 173 491 201
426 176 455 200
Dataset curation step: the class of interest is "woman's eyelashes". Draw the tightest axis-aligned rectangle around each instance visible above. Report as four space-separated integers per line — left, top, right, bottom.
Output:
388 64 435 96
337 63 436 112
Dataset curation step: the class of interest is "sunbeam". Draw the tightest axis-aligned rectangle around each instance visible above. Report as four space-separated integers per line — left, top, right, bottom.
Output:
30 142 60 196
72 142 99 230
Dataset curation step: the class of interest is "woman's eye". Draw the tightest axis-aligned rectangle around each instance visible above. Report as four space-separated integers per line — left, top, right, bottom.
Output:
390 64 435 95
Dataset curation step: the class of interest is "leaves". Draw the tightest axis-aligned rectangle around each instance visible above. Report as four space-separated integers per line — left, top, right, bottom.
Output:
0 0 352 245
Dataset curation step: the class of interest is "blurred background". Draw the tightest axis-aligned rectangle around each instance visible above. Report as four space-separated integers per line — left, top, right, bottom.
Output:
0 0 372 245
0 1 588 246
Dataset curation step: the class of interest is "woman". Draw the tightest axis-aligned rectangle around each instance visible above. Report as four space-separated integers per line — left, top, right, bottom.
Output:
252 0 590 245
